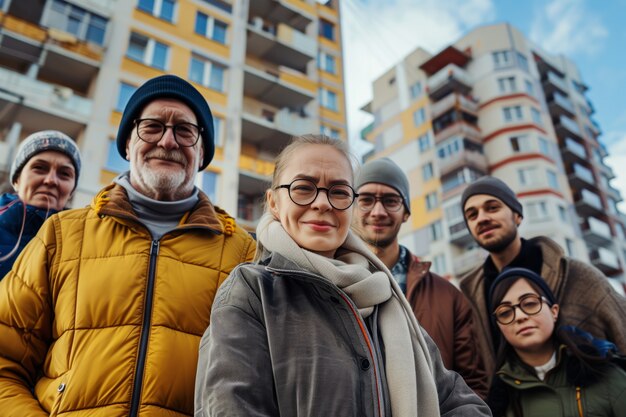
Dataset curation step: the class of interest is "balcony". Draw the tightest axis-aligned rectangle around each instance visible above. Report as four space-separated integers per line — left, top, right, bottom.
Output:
582 217 613 246
242 99 317 153
448 219 474 246
554 115 583 141
597 161 616 180
247 20 316 72
0 67 91 138
547 92 575 118
542 71 568 95
574 189 604 217
439 149 487 178
605 184 623 203
453 247 486 277
430 93 478 120
426 64 472 101
590 247 621 275
248 0 315 32
568 163 595 189
434 121 481 145
243 64 315 109
560 137 587 163
589 119 602 137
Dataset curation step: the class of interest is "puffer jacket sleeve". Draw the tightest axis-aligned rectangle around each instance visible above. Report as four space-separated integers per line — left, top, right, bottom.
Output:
0 218 56 416
421 328 492 416
195 264 278 417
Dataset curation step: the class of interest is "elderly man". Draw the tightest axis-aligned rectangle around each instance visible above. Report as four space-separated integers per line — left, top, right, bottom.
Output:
0 75 256 416
353 158 489 398
460 175 626 380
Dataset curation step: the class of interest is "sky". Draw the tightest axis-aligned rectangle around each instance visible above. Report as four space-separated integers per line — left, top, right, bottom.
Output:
340 0 626 210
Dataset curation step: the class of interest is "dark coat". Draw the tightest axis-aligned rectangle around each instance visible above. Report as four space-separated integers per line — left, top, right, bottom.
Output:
404 252 489 399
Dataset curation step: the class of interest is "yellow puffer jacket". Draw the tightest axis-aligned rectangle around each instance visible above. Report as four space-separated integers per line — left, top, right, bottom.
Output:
0 184 256 417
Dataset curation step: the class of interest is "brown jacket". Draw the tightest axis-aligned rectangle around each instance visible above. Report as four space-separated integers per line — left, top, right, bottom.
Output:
405 252 489 399
460 235 626 382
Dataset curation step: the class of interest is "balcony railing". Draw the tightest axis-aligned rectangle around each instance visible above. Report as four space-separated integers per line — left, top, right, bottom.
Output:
430 93 478 119
555 115 582 138
448 219 474 246
0 67 92 120
543 71 568 94
571 163 595 184
549 92 575 116
434 121 481 144
590 247 620 271
453 247 486 276
439 150 487 177
562 138 586 159
427 64 472 101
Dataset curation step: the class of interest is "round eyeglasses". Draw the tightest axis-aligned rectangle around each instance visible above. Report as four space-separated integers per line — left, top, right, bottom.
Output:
356 194 404 212
493 294 548 325
134 118 203 147
275 179 358 210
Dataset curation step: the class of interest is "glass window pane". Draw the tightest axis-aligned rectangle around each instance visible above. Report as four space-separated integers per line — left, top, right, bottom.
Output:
189 58 204 84
138 0 155 13
116 82 136 112
213 20 227 43
202 171 217 202
195 12 208 35
209 64 224 91
213 116 222 146
106 140 130 172
86 15 107 45
160 0 175 21
152 42 168 69
127 33 147 61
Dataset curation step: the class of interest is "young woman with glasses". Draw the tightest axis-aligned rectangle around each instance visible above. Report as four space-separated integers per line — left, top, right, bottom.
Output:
194 134 489 417
487 267 626 417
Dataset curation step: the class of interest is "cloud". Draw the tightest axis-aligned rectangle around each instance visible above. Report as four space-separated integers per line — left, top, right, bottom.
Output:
529 0 608 56
341 0 496 154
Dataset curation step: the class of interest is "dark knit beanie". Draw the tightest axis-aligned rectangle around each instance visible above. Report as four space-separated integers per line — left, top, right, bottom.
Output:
488 267 557 314
10 130 82 189
116 74 215 171
461 176 523 216
355 157 410 214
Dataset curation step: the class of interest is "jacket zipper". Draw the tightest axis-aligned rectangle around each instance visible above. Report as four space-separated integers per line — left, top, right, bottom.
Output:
129 239 160 417
576 386 583 417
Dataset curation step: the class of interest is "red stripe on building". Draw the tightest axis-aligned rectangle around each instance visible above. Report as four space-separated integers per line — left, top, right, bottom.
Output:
489 153 555 171
483 124 548 143
479 93 540 109
517 189 565 199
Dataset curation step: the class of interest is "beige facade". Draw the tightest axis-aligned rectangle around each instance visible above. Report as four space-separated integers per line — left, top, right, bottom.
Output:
362 23 626 287
0 0 347 229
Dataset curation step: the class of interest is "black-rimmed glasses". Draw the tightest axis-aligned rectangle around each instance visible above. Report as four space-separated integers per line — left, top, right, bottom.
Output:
275 179 358 210
493 294 549 325
356 194 404 212
134 118 203 147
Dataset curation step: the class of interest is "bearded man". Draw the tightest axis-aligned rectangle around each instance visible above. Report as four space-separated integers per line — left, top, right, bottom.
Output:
0 75 256 416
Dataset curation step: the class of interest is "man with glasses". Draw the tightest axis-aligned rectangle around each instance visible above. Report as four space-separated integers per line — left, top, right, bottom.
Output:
353 158 488 398
460 175 626 383
0 75 256 416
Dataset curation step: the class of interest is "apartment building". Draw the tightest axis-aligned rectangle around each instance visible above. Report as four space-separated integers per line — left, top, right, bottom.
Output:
0 0 347 228
361 23 626 287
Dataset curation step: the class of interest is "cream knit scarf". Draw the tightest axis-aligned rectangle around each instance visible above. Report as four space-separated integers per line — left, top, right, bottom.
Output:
257 213 440 417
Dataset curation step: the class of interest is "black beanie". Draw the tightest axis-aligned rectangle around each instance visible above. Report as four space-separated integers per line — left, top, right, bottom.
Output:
461 176 523 216
488 267 557 314
116 74 215 171
355 158 410 214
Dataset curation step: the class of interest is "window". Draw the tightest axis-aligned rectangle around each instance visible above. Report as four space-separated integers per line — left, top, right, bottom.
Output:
127 33 169 70
518 167 540 186
538 137 550 157
565 238 576 257
431 253 447 275
213 116 224 147
413 108 426 126
526 201 549 220
437 137 461 159
201 171 218 202
531 108 542 125
558 205 568 223
509 135 530 152
138 0 176 22
116 82 136 112
418 133 432 152
409 81 422 99
503 105 523 122
321 125 340 139
525 79 534 96
517 52 529 72
318 51 336 74
422 162 434 181
319 19 334 40
200 0 232 13
492 50 511 69
429 221 443 241
547 170 558 189
497 76 516 93
195 12 227 44
105 140 129 172
320 88 338 111
46 0 108 45
425 191 438 211
189 54 225 91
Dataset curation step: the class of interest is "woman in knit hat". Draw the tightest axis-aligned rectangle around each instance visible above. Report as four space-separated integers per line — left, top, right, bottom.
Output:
487 267 626 417
195 134 489 417
0 130 81 278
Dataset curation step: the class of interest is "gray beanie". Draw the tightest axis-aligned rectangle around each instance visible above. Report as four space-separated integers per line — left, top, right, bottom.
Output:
10 130 82 189
355 157 410 214
461 176 523 216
